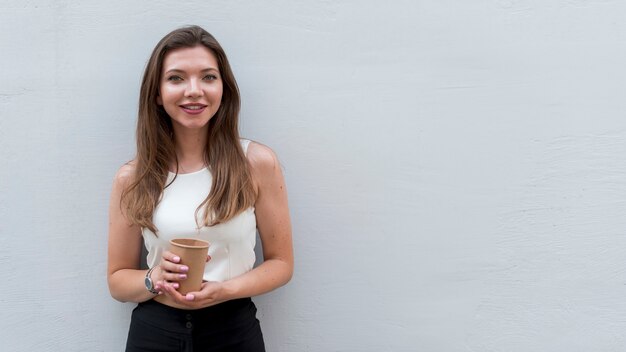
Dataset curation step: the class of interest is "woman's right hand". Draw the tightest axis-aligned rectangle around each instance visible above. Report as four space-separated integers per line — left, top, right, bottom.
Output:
154 250 189 293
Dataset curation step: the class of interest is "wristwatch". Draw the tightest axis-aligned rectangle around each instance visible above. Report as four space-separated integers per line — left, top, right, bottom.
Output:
144 266 159 294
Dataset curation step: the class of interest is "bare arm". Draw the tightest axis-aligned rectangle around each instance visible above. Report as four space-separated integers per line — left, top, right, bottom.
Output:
224 142 294 297
106 164 156 303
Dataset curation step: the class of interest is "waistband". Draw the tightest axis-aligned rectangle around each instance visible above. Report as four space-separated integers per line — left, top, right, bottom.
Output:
135 298 256 329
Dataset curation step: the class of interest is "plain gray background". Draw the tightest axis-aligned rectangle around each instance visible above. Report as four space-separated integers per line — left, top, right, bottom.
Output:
2 0 626 351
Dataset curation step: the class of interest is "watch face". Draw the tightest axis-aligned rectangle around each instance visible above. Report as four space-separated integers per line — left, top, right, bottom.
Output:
145 276 153 290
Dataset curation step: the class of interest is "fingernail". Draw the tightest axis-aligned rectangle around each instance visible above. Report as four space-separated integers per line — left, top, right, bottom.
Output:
180 266 189 272
179 274 187 279
185 294 194 301
173 283 179 289
173 256 180 262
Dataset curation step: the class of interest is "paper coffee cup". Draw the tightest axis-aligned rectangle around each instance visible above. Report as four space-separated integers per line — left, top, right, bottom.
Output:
169 238 210 294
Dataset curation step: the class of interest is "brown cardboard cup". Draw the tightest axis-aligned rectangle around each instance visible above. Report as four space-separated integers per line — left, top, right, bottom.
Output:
169 238 210 294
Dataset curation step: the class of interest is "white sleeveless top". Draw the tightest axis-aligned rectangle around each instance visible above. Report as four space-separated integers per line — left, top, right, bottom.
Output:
141 139 257 282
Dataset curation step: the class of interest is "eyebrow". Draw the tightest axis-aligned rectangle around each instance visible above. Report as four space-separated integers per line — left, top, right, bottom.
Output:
164 68 219 74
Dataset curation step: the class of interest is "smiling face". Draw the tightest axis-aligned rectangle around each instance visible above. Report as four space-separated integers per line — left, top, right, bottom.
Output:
157 45 223 133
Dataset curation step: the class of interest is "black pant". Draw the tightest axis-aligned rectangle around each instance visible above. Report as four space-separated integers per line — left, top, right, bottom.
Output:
125 298 265 352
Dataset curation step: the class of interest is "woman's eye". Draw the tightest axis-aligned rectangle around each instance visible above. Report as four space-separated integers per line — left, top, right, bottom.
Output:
167 75 183 82
203 74 218 81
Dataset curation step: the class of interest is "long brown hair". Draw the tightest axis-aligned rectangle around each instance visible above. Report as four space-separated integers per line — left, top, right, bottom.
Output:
121 25 256 234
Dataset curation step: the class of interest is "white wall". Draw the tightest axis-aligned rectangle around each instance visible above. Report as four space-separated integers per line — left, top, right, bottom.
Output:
2 0 626 351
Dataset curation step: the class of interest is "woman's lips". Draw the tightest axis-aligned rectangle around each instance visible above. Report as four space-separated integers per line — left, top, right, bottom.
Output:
180 104 207 115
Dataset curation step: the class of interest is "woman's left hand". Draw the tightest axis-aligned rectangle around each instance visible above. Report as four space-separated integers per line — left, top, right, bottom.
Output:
160 280 227 309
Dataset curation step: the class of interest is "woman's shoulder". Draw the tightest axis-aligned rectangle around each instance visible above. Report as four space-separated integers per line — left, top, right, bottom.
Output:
245 141 280 172
112 160 137 188
244 141 286 199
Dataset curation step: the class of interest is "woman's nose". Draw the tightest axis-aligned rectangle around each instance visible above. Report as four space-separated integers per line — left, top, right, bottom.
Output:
185 79 202 97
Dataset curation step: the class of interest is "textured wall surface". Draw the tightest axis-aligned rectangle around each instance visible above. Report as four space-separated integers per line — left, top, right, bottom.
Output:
2 1 626 351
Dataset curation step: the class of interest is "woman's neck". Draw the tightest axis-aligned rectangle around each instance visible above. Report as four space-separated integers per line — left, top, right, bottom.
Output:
172 128 208 173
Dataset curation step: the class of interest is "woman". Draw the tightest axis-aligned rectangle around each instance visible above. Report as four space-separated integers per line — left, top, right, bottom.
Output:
107 26 293 351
